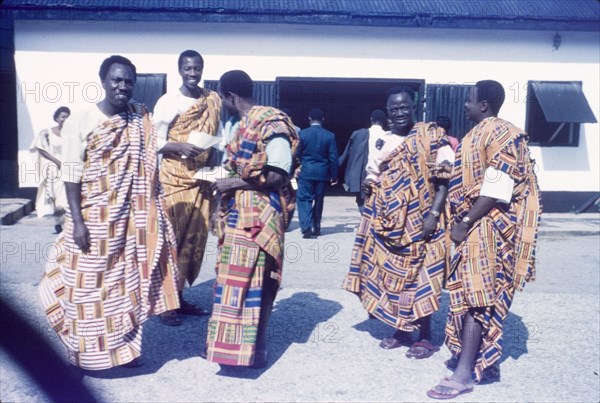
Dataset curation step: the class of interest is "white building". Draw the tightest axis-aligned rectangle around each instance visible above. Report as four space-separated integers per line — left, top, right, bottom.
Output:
2 0 599 211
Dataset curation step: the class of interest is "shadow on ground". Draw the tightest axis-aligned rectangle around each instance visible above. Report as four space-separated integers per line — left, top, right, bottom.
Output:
350 291 531 369
81 279 215 379
215 291 343 379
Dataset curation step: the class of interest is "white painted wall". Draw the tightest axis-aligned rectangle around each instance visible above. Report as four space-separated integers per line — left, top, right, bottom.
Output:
14 20 599 191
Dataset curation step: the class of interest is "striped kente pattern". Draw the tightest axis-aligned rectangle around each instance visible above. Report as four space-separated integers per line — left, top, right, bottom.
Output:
39 103 180 370
206 106 298 366
160 89 221 286
445 117 542 382
343 122 449 331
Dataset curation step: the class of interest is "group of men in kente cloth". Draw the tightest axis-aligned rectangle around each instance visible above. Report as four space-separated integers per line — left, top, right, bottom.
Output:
343 80 541 399
38 48 540 400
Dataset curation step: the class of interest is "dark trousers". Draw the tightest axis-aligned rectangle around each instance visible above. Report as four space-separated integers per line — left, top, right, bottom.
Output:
297 178 327 234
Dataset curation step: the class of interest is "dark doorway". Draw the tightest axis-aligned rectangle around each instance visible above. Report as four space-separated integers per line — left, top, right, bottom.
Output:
277 77 424 193
278 77 424 152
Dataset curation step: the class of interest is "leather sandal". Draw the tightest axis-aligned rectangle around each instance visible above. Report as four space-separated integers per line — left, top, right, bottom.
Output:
379 336 411 349
159 310 182 326
177 301 210 316
405 339 439 359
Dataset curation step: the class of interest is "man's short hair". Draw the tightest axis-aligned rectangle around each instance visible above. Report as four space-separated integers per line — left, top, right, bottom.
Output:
178 50 204 70
308 108 325 121
435 116 452 132
370 109 386 124
386 85 415 102
219 70 253 99
475 80 505 115
53 106 71 121
99 55 137 81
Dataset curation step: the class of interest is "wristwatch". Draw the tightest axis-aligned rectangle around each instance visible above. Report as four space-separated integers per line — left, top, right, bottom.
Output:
430 210 441 218
461 216 473 227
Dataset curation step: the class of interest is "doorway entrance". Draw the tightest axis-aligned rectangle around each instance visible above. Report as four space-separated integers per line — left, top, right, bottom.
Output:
277 77 424 152
277 77 424 193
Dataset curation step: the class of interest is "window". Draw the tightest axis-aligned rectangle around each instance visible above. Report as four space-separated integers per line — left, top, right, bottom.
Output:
425 83 474 140
132 73 167 113
526 81 597 147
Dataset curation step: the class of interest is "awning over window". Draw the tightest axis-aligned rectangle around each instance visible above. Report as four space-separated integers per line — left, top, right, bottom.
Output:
531 81 597 123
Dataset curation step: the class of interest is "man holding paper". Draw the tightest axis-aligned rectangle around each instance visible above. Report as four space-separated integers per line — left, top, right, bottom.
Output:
153 49 222 325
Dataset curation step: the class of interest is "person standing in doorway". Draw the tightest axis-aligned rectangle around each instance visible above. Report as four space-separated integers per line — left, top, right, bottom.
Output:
338 109 386 213
297 108 339 238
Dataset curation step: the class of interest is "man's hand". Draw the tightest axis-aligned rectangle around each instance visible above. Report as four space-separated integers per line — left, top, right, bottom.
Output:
422 214 438 241
161 142 204 158
450 222 470 245
361 178 375 197
72 221 91 253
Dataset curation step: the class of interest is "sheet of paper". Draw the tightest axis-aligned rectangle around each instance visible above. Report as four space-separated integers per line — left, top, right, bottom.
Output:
187 131 222 149
193 166 230 182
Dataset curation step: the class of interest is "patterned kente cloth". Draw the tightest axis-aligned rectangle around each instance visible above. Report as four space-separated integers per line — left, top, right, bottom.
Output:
343 122 449 331
206 106 299 366
159 89 221 286
39 103 179 370
445 116 541 382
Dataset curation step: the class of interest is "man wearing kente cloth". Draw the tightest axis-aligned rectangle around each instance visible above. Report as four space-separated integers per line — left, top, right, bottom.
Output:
427 80 541 400
204 70 298 368
343 86 454 360
153 50 222 325
39 55 179 370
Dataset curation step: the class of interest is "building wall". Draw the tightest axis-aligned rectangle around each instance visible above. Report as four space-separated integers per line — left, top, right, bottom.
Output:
14 20 599 193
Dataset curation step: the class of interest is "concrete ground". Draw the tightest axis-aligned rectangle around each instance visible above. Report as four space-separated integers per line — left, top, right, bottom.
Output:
1 196 598 402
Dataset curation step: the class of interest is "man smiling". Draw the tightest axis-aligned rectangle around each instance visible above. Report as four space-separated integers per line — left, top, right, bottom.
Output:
344 86 454 359
39 55 179 370
153 50 222 325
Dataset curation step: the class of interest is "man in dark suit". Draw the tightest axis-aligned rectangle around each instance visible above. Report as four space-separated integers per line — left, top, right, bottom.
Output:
338 109 387 212
297 108 339 238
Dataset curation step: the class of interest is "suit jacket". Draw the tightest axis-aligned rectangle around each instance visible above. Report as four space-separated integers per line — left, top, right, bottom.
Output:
298 124 339 182
338 128 369 193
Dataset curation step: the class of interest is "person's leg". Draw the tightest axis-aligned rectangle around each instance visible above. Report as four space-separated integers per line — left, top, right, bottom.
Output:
253 259 279 368
428 308 483 398
296 178 315 236
312 180 326 235
405 315 439 359
452 309 483 382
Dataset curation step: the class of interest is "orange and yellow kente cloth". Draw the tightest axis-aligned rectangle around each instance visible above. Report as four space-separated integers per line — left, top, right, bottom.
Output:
446 116 541 382
343 122 450 332
39 103 179 370
206 106 299 366
159 89 221 286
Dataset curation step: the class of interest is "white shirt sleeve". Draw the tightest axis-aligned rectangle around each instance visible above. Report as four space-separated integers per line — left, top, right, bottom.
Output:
153 92 197 152
365 128 386 182
480 167 515 204
435 144 455 164
266 136 292 174
366 133 405 182
61 106 107 183
152 94 175 152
